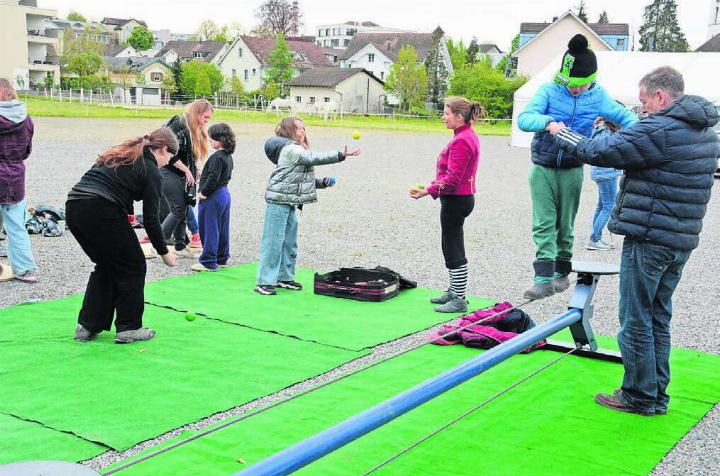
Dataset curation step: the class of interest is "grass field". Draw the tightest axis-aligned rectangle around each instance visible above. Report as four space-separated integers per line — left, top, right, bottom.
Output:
23 96 511 136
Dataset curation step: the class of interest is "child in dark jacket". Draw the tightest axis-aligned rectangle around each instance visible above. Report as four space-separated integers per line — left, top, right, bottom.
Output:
192 123 234 272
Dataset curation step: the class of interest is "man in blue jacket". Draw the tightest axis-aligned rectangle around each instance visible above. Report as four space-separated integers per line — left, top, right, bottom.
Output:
553 66 719 416
517 34 636 300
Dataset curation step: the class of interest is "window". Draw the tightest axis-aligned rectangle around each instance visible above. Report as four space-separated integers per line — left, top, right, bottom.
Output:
252 69 256 76
324 39 330 46
347 28 356 36
295 96 302 103
344 39 350 46
244 69 248 80
238 47 243 57
318 29 323 37
193 51 204 58
143 87 159 96
324 97 330 103
368 53 375 63
616 38 625 49
325 28 330 36
151 72 163 82
232 69 236 77
309 96 316 104
331 39 339 47
380 71 384 80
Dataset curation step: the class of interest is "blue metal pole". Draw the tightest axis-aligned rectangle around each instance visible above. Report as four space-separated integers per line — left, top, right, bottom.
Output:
237 308 582 476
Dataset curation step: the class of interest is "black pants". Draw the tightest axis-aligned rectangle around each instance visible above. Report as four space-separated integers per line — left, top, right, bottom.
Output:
160 168 188 250
440 195 475 268
66 198 147 333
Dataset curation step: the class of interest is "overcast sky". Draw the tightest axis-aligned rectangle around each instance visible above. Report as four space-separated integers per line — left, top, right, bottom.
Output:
42 0 712 51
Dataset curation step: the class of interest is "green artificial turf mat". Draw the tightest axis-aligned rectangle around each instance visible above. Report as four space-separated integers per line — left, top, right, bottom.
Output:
0 412 106 464
144 263 496 351
108 343 720 476
0 295 363 452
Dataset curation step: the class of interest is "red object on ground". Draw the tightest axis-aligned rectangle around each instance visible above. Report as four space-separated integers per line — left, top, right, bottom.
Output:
189 233 202 249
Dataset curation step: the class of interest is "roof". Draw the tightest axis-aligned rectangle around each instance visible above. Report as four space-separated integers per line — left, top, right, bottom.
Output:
340 31 437 61
156 40 227 62
478 43 503 54
520 20 629 36
104 42 134 57
237 36 331 68
101 17 147 28
286 67 383 87
104 56 169 73
696 34 720 52
514 11 613 56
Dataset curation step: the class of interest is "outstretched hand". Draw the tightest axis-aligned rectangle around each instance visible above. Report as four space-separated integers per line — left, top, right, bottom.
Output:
343 145 361 157
409 186 429 199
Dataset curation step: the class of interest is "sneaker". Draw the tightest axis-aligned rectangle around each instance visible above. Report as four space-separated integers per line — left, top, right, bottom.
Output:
15 270 38 284
523 282 555 300
217 263 229 268
553 275 570 293
174 247 197 259
189 233 202 249
0 263 14 282
594 392 655 416
115 327 156 344
254 284 277 295
191 263 216 272
277 280 303 291
434 294 468 313
430 291 452 304
139 235 151 244
611 389 667 415
586 239 613 251
74 324 98 342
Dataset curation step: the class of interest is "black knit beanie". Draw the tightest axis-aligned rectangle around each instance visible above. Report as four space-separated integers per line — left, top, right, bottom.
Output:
554 34 598 87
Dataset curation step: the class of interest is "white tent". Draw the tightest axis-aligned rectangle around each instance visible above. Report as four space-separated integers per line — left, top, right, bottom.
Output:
511 51 720 148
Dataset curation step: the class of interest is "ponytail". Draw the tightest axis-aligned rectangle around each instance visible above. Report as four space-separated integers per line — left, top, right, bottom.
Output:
97 128 179 168
444 96 487 124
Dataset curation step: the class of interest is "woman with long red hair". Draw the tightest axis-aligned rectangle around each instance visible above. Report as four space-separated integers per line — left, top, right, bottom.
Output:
66 128 179 344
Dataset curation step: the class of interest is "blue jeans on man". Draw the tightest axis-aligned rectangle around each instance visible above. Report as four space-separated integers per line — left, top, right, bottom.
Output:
617 238 692 413
256 203 298 286
590 178 617 242
0 199 37 275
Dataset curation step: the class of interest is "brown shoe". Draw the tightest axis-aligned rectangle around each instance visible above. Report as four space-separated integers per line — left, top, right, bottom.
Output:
595 392 655 416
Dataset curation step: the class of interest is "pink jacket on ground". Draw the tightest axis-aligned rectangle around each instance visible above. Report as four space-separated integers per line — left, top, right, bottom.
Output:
426 123 479 199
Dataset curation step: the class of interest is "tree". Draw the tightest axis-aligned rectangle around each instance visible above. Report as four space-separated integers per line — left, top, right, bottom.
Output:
496 34 520 75
128 26 154 51
448 60 527 119
255 0 301 37
264 34 294 95
598 11 610 23
385 45 427 113
66 52 104 86
196 19 221 41
160 74 177 103
425 27 449 111
67 10 87 22
466 38 480 64
446 38 468 71
638 0 689 52
575 0 589 23
229 75 245 96
179 60 224 96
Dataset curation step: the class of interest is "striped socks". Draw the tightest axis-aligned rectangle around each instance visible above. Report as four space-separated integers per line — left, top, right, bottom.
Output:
448 264 468 299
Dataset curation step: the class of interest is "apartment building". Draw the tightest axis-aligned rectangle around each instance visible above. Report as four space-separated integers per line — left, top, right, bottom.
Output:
0 0 60 89
315 21 407 49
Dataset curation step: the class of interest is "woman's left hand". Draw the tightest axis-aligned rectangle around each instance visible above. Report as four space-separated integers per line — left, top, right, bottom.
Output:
343 145 361 157
409 186 429 199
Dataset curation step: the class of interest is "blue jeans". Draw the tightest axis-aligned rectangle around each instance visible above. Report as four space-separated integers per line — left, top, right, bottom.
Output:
617 239 691 413
187 205 199 235
590 178 617 242
0 199 37 275
256 203 298 286
198 187 231 270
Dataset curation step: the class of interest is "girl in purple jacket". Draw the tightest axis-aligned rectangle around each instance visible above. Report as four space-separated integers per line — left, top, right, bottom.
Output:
410 96 482 313
0 78 38 283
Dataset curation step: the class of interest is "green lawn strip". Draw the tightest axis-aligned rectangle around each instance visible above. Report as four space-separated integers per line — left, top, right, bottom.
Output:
144 263 497 351
0 295 364 451
107 343 720 476
24 97 510 136
0 412 107 464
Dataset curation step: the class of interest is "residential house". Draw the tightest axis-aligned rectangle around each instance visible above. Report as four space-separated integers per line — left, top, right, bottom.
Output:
104 42 140 58
709 0 720 40
0 0 60 88
514 11 623 78
339 28 454 83
322 47 345 65
315 20 408 49
216 35 331 92
155 40 228 66
103 56 171 105
477 43 504 67
100 17 147 42
286 67 384 113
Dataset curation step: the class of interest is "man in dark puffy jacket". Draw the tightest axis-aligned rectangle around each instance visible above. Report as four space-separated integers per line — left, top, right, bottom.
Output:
553 66 719 416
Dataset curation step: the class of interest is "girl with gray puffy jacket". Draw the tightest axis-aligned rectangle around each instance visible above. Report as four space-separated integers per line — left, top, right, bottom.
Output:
255 117 360 295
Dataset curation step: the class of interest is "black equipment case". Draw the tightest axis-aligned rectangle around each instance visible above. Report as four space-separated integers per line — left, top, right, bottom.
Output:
314 267 415 302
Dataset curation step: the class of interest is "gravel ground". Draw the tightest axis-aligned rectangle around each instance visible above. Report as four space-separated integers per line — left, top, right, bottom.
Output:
2 117 717 474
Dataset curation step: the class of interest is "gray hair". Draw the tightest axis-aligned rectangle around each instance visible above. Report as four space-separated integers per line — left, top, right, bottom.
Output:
639 66 684 99
0 78 17 101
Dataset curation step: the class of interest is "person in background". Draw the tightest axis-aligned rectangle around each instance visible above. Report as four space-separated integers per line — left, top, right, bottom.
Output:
0 78 38 283
66 128 179 344
586 117 621 251
409 96 482 313
192 123 235 272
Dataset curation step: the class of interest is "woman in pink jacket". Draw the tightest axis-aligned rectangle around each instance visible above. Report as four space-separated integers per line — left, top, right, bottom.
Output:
410 96 482 313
